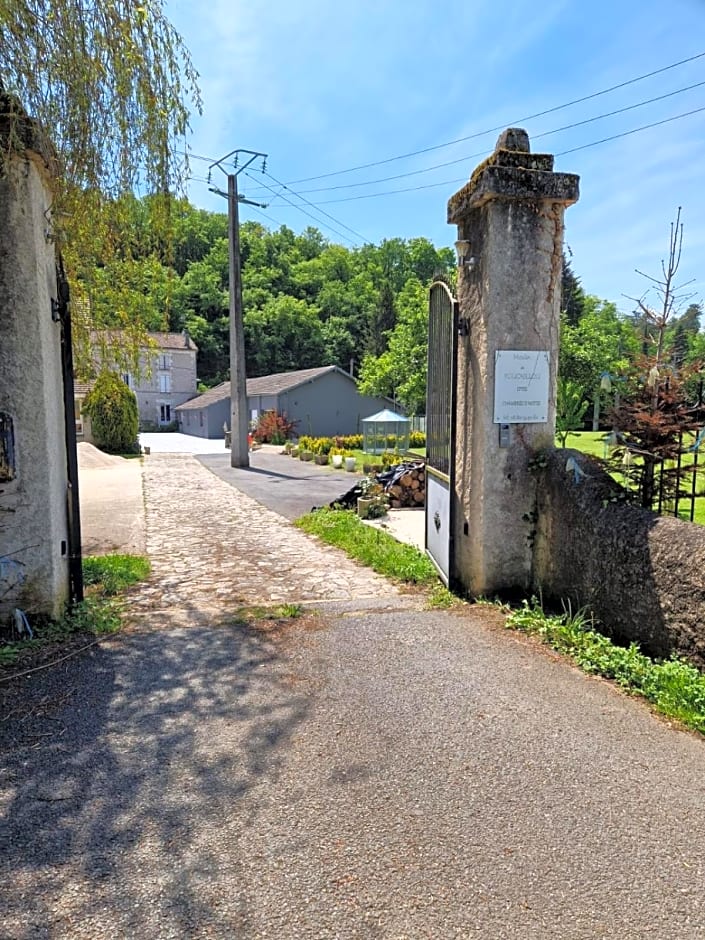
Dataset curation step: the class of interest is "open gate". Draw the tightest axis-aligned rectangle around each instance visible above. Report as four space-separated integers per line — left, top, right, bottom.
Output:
425 280 457 584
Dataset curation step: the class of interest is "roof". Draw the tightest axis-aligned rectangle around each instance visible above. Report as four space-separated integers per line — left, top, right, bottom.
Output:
362 408 409 423
246 365 343 396
90 330 198 352
175 382 230 411
176 366 352 412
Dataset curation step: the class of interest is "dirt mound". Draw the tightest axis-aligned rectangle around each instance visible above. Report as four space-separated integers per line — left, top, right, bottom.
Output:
77 442 127 470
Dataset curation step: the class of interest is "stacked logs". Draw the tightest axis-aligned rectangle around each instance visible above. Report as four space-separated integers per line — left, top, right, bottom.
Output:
382 463 425 509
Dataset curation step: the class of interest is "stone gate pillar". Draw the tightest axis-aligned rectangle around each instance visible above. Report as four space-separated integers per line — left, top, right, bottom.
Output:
448 128 579 597
0 98 70 620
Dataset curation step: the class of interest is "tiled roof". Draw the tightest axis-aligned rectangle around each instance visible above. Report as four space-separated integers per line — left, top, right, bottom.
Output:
175 366 350 412
90 330 198 352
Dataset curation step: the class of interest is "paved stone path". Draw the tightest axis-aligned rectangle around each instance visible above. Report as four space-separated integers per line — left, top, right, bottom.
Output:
128 454 401 628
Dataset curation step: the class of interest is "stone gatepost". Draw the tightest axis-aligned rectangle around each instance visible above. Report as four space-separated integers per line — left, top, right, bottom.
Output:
0 99 70 620
448 128 579 597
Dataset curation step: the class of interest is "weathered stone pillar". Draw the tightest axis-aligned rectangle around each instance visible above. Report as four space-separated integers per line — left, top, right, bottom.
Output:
0 100 70 620
448 128 579 597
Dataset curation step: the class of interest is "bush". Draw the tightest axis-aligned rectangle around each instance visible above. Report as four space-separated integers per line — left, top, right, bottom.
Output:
252 410 298 444
82 371 139 453
409 430 426 448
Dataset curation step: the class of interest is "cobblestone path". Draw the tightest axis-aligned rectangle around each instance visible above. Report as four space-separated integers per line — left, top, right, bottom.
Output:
127 454 401 627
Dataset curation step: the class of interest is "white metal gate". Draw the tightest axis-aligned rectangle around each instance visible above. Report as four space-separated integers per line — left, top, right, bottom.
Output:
425 280 457 584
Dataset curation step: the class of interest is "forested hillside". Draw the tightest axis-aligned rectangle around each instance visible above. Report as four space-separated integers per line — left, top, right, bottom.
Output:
80 195 454 413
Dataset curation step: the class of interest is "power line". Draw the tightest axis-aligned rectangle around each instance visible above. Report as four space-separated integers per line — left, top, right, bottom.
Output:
266 104 705 208
244 171 360 245
261 169 369 243
285 50 705 184
250 79 705 198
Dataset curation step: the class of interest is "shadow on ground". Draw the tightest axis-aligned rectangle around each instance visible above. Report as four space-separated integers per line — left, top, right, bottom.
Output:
0 617 310 936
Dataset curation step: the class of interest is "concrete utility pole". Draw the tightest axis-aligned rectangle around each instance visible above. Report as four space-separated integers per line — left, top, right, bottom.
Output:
209 149 267 467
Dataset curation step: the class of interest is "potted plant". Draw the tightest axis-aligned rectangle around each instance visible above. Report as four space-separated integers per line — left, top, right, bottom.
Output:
344 451 357 472
330 447 344 469
357 477 387 518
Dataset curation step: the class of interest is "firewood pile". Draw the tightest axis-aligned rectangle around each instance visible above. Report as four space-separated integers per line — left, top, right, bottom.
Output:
376 461 425 508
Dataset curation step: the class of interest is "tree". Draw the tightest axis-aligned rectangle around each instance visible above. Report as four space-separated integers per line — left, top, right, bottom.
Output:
359 278 428 413
608 209 701 510
1 1 201 365
1 1 199 197
561 253 587 326
82 371 139 453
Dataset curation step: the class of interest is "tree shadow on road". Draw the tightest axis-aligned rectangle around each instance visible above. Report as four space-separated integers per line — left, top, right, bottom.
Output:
0 614 312 936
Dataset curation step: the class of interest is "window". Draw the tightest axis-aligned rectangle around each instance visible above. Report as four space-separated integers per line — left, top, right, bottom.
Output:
74 398 83 435
158 353 171 370
122 372 133 389
159 373 171 393
160 404 171 424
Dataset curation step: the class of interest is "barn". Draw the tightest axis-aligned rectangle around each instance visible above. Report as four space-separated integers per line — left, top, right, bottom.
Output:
175 365 398 439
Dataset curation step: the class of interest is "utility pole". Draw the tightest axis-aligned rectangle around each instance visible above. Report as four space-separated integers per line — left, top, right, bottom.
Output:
209 149 267 467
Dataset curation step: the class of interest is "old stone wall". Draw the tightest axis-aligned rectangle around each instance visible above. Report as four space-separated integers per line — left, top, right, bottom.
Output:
532 448 705 666
0 134 69 620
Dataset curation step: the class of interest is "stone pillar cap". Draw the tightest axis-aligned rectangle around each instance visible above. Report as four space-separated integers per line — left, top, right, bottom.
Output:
448 127 579 222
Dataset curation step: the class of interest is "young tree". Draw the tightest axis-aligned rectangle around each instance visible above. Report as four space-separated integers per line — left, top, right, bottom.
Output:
82 371 139 454
609 209 701 511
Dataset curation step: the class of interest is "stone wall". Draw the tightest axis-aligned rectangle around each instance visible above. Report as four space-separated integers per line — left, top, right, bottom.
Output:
532 448 705 666
0 103 69 621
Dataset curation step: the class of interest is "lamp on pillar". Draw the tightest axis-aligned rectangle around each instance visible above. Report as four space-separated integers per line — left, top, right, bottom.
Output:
454 240 476 271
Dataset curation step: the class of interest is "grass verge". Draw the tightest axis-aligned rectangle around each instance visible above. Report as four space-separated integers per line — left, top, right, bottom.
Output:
507 597 705 734
296 508 438 585
0 554 151 669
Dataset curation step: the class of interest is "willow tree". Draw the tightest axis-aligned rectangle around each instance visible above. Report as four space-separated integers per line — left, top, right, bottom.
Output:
0 0 201 368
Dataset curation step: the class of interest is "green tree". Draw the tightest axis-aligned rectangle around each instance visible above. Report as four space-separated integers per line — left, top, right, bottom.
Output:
561 254 587 326
82 371 139 453
359 278 428 413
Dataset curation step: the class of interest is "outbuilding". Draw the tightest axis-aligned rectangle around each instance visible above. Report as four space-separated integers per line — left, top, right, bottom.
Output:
175 365 398 439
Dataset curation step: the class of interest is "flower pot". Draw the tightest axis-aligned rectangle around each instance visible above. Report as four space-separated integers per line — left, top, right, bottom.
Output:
344 456 357 472
315 454 329 465
357 497 375 519
301 450 313 461
331 454 343 469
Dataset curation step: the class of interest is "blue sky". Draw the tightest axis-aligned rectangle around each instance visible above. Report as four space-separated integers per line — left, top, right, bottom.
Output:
167 0 705 313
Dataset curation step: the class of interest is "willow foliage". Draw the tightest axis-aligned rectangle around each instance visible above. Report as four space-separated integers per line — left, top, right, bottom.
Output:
0 1 201 369
0 0 201 196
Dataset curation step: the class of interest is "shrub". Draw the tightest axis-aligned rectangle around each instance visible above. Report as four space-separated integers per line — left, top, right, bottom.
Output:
252 410 298 444
409 430 426 448
82 371 138 453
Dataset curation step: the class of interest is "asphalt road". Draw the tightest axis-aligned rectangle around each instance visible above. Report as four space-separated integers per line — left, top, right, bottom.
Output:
198 447 362 520
3 605 705 938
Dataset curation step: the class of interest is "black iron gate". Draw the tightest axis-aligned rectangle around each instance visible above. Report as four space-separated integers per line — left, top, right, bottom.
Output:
425 280 457 583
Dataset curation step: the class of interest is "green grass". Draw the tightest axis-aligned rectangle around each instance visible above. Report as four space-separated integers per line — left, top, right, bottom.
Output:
296 508 438 585
0 554 151 669
82 553 151 595
507 597 705 734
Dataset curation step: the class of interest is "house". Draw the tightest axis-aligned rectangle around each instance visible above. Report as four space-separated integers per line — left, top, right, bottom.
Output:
175 365 399 440
76 331 199 439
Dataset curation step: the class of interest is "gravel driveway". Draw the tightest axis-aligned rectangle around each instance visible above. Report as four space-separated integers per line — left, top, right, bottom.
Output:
3 602 705 938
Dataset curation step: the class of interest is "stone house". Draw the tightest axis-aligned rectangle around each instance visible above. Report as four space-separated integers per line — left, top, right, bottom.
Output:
76 331 199 438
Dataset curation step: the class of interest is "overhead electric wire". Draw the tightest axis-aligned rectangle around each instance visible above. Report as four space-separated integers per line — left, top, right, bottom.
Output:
284 50 705 184
261 169 368 243
252 79 705 198
243 171 360 245
184 50 705 186
264 104 705 208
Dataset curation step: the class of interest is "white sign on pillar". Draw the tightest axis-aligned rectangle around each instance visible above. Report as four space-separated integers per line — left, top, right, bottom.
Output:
494 350 550 424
